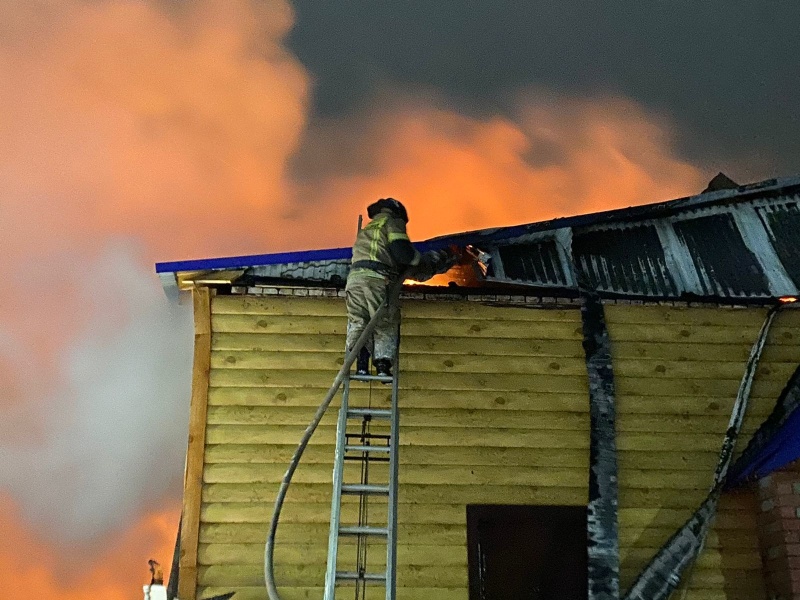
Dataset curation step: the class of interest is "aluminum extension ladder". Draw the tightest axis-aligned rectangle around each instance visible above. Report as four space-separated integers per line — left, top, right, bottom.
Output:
323 345 401 600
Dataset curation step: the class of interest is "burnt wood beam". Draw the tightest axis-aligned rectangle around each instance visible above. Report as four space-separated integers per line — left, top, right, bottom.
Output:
167 515 181 600
623 305 781 600
580 291 620 600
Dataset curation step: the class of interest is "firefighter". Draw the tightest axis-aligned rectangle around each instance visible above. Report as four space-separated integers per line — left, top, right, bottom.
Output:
346 198 459 377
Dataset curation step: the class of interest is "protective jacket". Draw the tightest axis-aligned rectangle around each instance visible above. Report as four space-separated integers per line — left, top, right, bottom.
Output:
349 209 420 279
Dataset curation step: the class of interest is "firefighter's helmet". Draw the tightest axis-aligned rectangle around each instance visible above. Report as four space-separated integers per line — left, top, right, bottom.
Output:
367 198 409 223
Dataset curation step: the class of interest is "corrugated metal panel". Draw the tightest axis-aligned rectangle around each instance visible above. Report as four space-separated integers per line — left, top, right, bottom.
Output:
756 201 800 287
672 214 771 297
572 225 679 296
497 239 568 285
249 259 350 282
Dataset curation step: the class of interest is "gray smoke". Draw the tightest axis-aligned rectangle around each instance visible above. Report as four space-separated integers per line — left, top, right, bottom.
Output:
0 243 193 542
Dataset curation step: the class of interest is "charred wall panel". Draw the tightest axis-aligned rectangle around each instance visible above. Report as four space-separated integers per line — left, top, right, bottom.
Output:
602 303 799 599
572 225 678 296
673 214 770 296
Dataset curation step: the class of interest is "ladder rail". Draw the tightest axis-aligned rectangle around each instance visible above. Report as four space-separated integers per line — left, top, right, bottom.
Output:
264 276 406 600
385 331 401 600
323 377 351 599
328 328 402 600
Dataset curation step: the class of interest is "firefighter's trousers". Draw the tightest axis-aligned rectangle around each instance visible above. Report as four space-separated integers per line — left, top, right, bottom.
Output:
345 272 399 361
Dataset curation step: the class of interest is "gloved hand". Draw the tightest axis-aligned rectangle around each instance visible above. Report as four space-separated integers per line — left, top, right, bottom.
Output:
448 244 472 265
429 245 462 270
447 244 465 265
405 247 460 282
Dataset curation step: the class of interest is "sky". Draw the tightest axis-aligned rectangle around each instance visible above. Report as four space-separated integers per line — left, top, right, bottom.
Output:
1 1 798 598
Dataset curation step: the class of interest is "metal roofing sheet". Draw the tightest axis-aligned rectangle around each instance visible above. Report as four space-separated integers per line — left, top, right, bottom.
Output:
249 259 350 283
154 247 351 273
423 175 800 249
757 202 800 288
672 213 770 297
728 364 800 485
572 225 679 296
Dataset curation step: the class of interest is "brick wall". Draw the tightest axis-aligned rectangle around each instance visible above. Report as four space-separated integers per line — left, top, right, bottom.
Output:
758 460 800 599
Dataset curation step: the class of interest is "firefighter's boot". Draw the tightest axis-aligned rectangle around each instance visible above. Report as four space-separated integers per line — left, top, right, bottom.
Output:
356 347 370 375
373 358 393 380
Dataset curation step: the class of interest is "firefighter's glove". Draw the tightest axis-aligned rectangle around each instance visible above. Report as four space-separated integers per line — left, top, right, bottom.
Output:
447 244 465 266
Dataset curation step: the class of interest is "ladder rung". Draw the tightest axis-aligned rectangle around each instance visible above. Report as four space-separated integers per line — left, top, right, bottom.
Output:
344 456 389 463
345 432 390 441
345 444 390 453
347 408 392 419
350 374 393 383
341 484 390 496
336 571 387 582
339 526 389 537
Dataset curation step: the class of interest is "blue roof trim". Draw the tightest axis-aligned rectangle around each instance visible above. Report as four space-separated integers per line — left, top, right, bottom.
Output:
154 240 456 275
155 247 352 273
728 407 800 484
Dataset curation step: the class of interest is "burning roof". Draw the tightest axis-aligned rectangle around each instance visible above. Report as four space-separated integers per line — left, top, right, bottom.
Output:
157 173 800 301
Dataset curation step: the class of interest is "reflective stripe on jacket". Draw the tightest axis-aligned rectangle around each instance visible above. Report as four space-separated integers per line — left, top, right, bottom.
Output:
350 210 420 278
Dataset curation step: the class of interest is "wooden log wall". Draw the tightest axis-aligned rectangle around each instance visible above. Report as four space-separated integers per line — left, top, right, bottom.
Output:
185 293 800 600
606 304 800 600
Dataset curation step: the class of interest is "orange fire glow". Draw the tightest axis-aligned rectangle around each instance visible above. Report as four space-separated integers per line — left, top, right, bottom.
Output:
404 274 451 287
303 95 703 244
0 0 710 597
0 495 179 600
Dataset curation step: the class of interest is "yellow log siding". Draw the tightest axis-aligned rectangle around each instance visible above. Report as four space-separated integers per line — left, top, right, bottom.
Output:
605 304 799 598
187 294 800 600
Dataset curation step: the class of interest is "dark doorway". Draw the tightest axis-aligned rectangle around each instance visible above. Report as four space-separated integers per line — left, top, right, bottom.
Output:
466 504 588 600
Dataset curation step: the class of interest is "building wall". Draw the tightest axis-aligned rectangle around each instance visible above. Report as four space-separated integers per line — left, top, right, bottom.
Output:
756 459 800 599
605 303 799 599
187 293 800 600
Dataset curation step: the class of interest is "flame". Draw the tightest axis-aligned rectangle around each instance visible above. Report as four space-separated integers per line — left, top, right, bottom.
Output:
0 0 308 597
304 95 704 242
404 274 450 287
779 296 798 303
